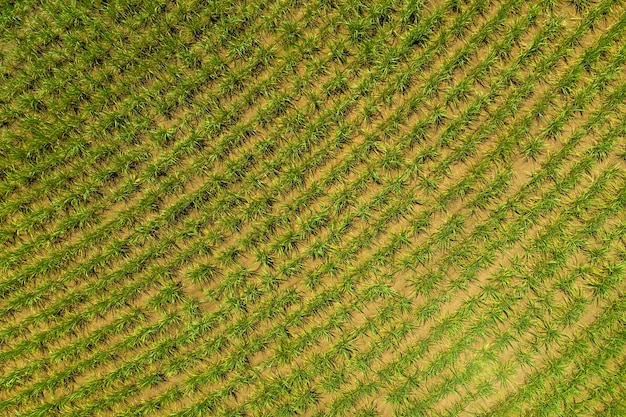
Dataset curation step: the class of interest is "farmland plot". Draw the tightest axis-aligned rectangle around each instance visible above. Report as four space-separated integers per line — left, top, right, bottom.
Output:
0 0 625 416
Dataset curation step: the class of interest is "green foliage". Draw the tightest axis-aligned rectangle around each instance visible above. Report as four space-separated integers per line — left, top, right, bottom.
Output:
0 0 625 416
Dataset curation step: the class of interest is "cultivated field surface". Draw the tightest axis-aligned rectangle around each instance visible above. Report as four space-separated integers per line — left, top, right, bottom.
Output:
1 0 625 416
